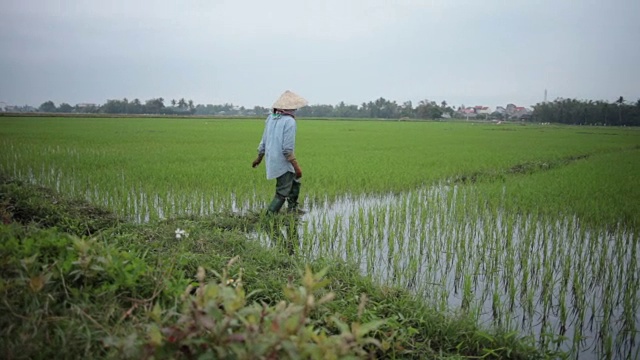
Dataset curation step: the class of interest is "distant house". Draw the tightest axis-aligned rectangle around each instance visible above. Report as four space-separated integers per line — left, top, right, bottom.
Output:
76 103 97 108
512 107 532 120
4 105 36 113
454 103 533 120
498 104 532 119
473 106 491 115
457 107 478 118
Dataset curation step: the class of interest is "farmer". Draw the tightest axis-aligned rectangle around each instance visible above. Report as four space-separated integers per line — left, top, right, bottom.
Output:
252 90 308 214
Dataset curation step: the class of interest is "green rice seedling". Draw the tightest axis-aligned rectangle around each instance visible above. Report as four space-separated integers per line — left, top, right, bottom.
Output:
604 333 613 360
461 273 473 311
2 117 639 358
492 276 502 322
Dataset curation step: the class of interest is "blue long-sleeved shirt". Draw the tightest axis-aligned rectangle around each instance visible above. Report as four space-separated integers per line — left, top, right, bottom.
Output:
257 114 296 180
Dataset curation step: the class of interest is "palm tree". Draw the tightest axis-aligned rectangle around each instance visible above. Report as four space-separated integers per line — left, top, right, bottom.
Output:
616 96 624 125
171 99 177 107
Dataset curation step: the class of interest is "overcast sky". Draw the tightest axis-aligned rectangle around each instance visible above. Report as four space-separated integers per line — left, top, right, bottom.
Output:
1 0 639 109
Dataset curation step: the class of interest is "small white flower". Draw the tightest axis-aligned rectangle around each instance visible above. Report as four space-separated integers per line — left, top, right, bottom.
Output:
175 228 189 239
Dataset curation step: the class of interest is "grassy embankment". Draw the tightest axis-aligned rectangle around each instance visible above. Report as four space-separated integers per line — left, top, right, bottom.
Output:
0 175 554 359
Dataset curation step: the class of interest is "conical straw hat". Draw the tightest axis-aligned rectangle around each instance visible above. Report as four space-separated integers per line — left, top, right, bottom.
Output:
272 90 308 110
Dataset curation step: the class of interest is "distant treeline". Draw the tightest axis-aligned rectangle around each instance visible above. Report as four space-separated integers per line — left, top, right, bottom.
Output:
25 96 640 126
532 97 640 126
35 97 453 119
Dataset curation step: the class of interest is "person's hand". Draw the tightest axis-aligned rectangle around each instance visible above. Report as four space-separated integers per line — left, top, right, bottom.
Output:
252 154 264 168
291 160 302 178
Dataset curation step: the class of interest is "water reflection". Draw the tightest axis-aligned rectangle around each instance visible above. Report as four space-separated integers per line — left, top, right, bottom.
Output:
254 185 639 360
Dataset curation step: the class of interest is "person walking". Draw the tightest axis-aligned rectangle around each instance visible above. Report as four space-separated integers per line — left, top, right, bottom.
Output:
252 90 308 214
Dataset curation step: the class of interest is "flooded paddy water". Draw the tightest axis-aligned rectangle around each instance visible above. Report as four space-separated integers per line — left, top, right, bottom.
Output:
255 185 640 359
7 161 640 358
10 162 640 358
2 118 639 358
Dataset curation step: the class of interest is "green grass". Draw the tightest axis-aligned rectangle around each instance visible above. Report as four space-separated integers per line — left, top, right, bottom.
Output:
475 147 640 228
1 117 638 226
0 175 554 359
1 116 639 358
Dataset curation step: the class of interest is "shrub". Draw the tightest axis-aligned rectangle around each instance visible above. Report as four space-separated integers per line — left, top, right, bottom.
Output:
105 258 387 359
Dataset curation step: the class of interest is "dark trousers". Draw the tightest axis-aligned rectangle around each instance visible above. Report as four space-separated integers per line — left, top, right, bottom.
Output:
267 171 301 213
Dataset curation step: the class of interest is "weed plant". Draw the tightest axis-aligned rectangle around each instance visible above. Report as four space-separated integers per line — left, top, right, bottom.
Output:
0 176 555 359
1 117 639 358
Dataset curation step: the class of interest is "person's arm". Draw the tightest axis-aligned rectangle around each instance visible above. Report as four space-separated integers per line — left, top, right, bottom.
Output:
252 153 264 168
282 118 302 178
252 117 268 168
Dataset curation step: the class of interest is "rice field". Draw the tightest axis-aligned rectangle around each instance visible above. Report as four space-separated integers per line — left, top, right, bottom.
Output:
1 116 639 359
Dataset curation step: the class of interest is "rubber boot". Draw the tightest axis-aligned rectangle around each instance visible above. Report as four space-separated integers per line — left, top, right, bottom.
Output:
287 181 303 214
267 196 286 214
